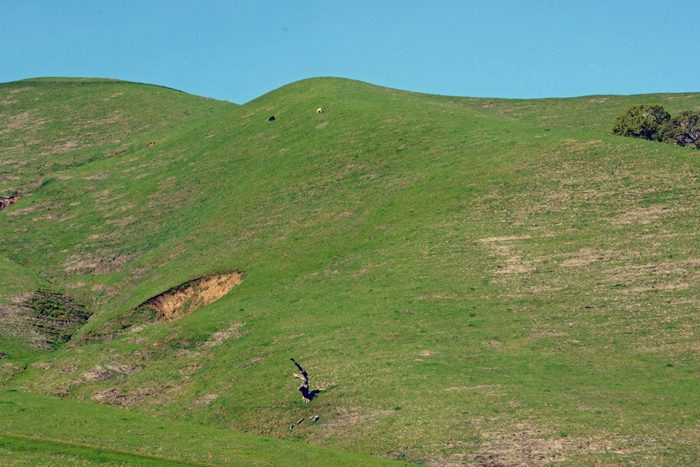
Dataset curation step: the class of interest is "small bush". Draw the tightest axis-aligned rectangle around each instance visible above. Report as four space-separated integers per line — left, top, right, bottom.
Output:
612 105 699 150
663 110 700 149
611 104 670 142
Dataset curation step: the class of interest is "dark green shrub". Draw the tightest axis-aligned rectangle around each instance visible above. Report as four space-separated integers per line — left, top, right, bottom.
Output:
611 104 671 142
663 110 700 149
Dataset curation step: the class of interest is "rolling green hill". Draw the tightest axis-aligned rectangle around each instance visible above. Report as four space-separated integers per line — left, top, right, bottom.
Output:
1 77 699 466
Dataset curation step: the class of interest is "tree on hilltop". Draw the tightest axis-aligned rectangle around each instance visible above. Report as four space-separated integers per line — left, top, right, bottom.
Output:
663 110 700 150
611 104 671 142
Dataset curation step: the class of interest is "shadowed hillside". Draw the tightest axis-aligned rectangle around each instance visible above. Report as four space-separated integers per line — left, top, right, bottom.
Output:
2 77 699 466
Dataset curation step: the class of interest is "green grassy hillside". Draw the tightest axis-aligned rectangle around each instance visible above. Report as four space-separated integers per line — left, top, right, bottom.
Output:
1 77 699 466
0 389 407 466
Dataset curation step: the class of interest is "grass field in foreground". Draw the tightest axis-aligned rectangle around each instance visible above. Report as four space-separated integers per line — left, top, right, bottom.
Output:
1 77 700 465
0 389 409 466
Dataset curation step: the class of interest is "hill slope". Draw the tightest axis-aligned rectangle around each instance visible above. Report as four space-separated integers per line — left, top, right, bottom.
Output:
2 77 700 466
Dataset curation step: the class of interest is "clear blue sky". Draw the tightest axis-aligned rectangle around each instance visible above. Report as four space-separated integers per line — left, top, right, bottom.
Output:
2 1 698 104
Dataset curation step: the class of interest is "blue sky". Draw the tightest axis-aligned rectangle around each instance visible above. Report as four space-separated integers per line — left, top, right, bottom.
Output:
2 1 698 104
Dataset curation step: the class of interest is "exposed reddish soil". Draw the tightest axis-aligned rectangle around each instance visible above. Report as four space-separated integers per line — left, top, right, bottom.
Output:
0 195 19 211
138 271 244 322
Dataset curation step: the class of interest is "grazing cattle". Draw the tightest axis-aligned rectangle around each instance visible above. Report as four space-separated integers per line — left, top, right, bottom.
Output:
268 116 275 121
317 108 323 114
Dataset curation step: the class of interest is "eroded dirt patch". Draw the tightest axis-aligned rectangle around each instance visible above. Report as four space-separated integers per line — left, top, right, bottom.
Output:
74 272 244 345
138 271 244 322
0 195 19 211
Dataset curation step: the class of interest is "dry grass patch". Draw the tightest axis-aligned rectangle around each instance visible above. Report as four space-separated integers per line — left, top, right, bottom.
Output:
81 367 114 382
0 110 50 135
609 205 676 225
91 387 164 406
560 247 606 267
316 407 394 439
425 424 653 466
478 236 537 275
202 321 248 347
28 362 53 370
